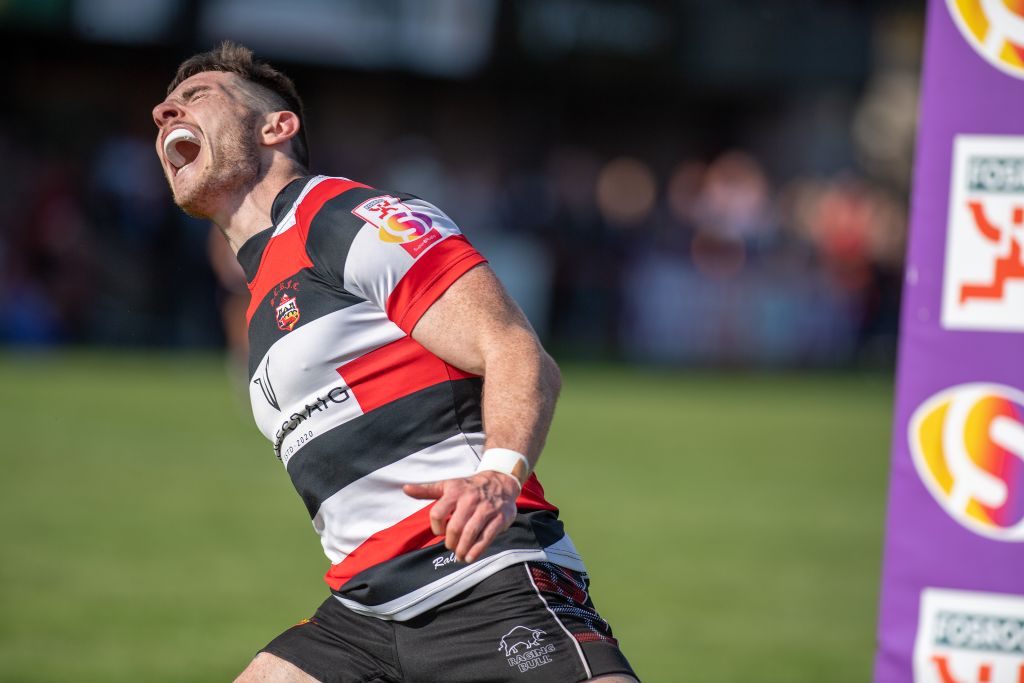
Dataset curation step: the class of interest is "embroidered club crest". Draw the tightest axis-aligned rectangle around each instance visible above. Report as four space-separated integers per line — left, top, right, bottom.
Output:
270 279 302 332
275 293 300 331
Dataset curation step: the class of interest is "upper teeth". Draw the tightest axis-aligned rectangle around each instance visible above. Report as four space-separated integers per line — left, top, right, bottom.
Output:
164 128 200 167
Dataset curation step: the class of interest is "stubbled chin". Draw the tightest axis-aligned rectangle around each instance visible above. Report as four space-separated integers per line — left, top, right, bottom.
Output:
167 138 261 220
172 164 215 218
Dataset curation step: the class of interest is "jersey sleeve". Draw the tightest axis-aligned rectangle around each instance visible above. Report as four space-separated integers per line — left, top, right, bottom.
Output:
309 191 487 335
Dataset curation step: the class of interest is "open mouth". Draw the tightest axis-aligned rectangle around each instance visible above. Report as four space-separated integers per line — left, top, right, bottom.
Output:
163 128 202 174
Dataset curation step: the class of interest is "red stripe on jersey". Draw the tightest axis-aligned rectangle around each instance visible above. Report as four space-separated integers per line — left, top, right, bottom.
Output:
385 235 487 334
518 474 558 513
245 225 313 324
296 178 369 231
323 486 554 591
324 504 443 590
337 335 477 414
246 178 369 323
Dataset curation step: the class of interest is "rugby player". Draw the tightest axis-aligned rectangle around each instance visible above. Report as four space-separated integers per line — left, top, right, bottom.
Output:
152 41 637 682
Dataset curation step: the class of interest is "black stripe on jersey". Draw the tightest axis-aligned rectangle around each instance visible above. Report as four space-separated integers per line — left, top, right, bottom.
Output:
247 268 364 378
305 187 422 289
333 509 567 607
287 378 483 517
236 226 275 282
449 373 485 435
270 175 318 225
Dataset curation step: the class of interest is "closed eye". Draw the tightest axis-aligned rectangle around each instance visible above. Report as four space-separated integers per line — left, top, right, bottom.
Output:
181 85 211 103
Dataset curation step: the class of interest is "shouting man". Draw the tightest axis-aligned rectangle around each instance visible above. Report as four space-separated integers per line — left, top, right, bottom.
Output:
153 42 637 683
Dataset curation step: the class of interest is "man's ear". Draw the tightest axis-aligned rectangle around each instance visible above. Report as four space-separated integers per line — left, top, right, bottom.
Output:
260 111 300 148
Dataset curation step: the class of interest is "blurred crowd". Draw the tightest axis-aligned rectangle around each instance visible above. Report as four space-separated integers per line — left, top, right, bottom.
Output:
2 9 919 368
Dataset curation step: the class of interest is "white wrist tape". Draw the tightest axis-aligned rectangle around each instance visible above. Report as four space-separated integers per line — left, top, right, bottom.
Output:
476 448 530 489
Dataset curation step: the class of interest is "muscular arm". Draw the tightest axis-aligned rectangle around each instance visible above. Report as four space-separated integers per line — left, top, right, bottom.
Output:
402 263 561 562
412 263 561 460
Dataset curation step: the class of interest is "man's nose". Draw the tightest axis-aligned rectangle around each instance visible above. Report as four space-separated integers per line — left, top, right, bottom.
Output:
152 100 182 128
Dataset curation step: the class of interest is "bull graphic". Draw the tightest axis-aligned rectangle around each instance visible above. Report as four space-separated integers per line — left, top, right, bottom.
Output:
498 625 546 657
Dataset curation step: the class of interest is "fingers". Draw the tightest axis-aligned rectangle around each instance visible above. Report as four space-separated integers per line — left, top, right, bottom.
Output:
428 486 460 536
446 479 518 563
403 482 456 535
446 490 480 560
402 482 445 500
408 473 519 563
464 514 508 564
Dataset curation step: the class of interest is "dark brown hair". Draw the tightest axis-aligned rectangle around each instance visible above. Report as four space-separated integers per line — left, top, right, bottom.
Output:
168 41 309 167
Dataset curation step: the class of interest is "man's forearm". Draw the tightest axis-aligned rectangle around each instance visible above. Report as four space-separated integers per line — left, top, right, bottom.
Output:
480 340 562 467
403 264 563 561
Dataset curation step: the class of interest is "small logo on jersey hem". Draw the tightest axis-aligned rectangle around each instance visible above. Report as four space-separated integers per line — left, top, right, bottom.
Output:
271 279 301 332
498 626 555 673
432 552 457 570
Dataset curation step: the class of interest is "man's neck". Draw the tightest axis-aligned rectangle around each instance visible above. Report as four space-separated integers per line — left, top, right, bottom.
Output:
212 160 305 254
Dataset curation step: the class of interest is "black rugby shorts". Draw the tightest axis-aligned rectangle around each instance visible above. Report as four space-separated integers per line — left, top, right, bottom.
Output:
260 561 637 682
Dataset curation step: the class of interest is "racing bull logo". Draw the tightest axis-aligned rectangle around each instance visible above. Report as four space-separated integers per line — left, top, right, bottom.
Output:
498 626 546 657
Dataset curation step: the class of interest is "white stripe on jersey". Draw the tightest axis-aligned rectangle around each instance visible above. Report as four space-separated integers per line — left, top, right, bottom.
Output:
313 431 485 563
276 383 364 468
249 302 405 445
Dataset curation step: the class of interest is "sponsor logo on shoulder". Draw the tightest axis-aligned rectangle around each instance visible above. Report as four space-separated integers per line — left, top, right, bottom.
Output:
352 195 442 257
271 279 301 332
909 382 1024 540
942 135 1024 332
915 587 1024 682
498 625 556 673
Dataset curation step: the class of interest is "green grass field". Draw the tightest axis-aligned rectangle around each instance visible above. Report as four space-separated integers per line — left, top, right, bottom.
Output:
0 353 893 682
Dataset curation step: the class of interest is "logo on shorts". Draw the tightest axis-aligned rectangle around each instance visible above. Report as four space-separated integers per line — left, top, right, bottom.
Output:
498 625 556 673
352 195 442 257
942 135 1024 332
271 279 301 332
947 0 1024 80
909 383 1024 540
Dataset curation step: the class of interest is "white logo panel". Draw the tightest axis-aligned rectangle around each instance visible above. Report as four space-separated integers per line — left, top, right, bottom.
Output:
942 135 1024 332
915 588 1024 682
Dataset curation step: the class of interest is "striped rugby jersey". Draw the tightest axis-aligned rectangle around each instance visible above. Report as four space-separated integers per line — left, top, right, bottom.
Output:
237 175 584 621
